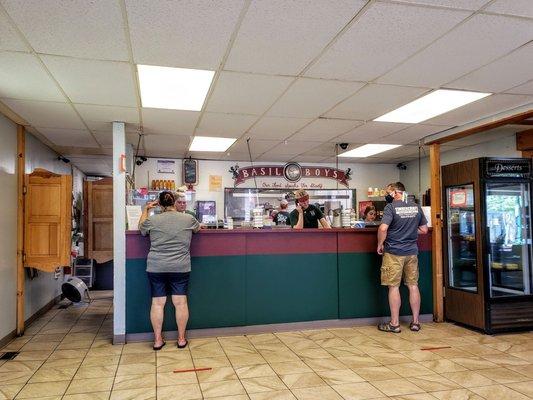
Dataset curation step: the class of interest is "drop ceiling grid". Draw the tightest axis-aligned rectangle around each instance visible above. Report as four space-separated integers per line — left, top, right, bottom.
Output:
0 0 530 167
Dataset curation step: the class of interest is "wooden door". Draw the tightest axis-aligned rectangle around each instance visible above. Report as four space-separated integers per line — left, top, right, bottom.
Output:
24 168 72 272
85 178 113 263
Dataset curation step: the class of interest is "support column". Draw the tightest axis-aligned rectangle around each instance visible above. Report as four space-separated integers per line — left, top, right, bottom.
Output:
113 122 126 344
16 125 25 335
430 143 444 322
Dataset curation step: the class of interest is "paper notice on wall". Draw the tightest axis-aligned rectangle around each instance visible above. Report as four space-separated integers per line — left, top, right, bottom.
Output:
421 206 432 228
126 205 142 230
157 159 175 174
209 175 222 192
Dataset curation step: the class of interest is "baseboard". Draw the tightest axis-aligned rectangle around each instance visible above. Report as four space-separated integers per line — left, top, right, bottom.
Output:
0 294 62 349
125 314 434 343
113 334 126 345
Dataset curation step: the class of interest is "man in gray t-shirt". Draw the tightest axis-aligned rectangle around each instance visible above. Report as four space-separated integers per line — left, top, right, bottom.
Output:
377 182 428 334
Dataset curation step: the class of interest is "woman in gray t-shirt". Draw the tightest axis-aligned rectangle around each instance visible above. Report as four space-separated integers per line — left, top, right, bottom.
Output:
139 191 200 350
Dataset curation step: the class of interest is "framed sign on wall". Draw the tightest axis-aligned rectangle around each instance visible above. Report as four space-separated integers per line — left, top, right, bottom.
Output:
183 159 198 185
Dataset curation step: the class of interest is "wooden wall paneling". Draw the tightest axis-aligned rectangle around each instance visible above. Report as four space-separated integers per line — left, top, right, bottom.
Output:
16 126 25 335
86 178 113 263
516 129 533 151
24 169 72 272
429 144 444 322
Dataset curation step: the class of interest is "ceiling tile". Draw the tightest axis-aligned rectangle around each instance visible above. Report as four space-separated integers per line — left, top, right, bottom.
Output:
225 0 366 75
1 99 85 129
66 155 112 176
263 140 323 156
305 2 469 81
1 0 128 60
206 71 293 115
336 121 411 143
37 127 99 148
256 152 301 162
0 52 64 101
290 155 330 163
378 14 533 87
267 78 364 118
126 0 245 69
196 112 257 138
485 0 533 18
92 131 113 147
448 43 533 93
143 134 190 158
290 119 362 141
392 0 489 10
382 124 451 144
219 152 254 162
228 138 281 156
41 56 137 107
0 9 29 51
302 142 338 157
325 84 429 120
504 80 533 95
425 94 533 125
75 104 139 131
248 116 313 140
141 108 199 135
443 125 522 147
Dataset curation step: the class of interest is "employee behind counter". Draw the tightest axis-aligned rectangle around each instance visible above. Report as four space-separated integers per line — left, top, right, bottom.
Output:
290 189 331 229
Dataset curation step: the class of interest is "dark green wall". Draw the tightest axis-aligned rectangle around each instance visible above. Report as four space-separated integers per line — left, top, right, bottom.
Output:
126 251 433 334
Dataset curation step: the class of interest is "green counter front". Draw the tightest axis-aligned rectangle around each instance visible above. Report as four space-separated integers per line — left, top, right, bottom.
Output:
126 229 433 334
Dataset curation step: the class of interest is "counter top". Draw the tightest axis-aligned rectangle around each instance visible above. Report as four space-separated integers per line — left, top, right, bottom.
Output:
126 227 381 235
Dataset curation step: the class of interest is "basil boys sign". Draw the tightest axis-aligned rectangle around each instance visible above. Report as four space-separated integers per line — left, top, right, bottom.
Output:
229 162 352 187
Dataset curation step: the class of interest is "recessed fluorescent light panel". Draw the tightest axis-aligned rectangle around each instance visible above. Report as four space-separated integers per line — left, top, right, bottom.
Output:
339 144 401 158
189 136 236 152
137 65 215 111
374 89 491 123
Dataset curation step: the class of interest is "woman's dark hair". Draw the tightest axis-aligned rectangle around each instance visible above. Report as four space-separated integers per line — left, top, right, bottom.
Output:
364 205 376 217
159 191 176 208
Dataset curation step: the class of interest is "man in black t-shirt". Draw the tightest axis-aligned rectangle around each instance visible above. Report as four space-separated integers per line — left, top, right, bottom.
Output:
273 199 291 226
377 182 428 334
290 189 331 229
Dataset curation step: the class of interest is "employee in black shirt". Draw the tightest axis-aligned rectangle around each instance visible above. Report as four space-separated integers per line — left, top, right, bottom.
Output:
273 199 291 225
290 189 331 229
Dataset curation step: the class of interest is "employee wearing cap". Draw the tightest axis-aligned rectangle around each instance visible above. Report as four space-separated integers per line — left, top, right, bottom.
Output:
273 199 291 226
290 189 331 229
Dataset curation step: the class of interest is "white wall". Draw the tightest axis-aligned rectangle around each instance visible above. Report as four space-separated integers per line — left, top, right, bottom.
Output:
134 157 400 213
0 114 17 340
400 135 521 198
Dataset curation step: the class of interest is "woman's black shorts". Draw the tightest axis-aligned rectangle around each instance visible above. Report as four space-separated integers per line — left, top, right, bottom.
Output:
147 272 190 297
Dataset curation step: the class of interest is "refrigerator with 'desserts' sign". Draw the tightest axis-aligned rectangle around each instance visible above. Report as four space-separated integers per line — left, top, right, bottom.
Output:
443 158 533 333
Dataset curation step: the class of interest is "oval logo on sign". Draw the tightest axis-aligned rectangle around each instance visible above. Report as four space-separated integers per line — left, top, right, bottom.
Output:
283 162 302 182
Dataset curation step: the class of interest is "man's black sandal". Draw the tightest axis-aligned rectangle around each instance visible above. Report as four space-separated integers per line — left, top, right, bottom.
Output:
153 341 166 351
377 322 401 333
177 339 188 349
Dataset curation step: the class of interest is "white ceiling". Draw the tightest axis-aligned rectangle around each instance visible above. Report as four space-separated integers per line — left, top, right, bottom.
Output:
0 0 532 176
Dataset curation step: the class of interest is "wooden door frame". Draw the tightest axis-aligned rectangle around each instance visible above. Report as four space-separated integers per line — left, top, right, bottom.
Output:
17 125 25 335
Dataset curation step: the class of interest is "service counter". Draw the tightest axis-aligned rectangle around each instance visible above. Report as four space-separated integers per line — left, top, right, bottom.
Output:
125 229 432 336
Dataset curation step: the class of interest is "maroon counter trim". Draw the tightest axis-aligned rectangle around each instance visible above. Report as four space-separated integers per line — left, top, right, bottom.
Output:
126 229 432 258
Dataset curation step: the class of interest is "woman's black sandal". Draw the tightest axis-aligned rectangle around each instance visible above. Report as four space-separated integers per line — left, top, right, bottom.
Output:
409 322 421 332
153 341 166 351
377 322 401 333
177 339 188 349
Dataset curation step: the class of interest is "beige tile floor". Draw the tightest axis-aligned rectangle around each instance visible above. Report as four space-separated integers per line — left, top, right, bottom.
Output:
1 291 532 400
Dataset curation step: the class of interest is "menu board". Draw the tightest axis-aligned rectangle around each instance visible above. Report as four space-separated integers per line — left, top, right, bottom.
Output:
183 159 198 185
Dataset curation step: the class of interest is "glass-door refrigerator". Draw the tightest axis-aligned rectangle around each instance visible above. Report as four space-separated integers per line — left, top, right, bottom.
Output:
443 158 533 333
